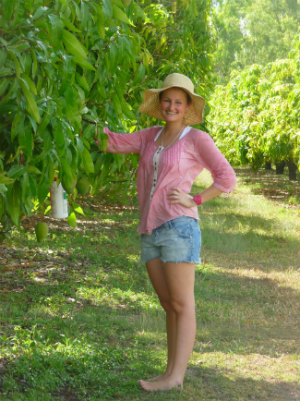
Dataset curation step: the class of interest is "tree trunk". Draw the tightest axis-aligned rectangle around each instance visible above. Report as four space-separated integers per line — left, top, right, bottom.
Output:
264 161 272 170
275 161 285 174
287 159 298 181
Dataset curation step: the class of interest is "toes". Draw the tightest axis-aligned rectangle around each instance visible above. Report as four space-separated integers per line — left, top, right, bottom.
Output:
139 380 150 391
139 379 182 392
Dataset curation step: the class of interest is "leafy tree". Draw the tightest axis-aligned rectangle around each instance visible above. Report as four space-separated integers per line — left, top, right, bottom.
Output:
208 34 300 180
0 0 141 240
211 0 300 84
0 0 213 240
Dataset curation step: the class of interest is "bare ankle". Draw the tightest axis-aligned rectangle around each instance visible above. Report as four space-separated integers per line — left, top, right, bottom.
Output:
148 370 171 382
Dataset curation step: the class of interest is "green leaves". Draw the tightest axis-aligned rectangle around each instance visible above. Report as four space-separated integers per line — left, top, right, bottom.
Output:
48 14 64 48
80 1 90 29
95 5 105 39
209 42 300 174
62 30 87 59
82 147 94 174
102 0 113 19
67 211 77 227
19 79 40 124
72 57 95 71
133 64 145 84
0 173 15 185
99 134 109 152
20 74 37 96
109 44 118 74
0 68 13 78
8 50 22 79
19 122 33 158
61 159 73 183
39 101 55 134
7 165 27 180
11 113 25 141
113 4 133 25
212 0 300 85
8 182 21 228
112 95 122 115
0 79 9 97
2 0 14 23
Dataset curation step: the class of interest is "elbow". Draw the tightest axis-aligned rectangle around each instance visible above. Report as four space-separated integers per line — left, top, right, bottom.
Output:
213 171 237 194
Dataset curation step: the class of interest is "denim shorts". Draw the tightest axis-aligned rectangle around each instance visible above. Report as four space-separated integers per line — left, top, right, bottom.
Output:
140 216 201 264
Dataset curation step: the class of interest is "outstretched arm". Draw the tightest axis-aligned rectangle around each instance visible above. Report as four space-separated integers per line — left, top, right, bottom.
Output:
95 127 148 154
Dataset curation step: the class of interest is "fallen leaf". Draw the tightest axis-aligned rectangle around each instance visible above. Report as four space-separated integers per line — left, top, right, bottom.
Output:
13 288 25 292
3 266 20 271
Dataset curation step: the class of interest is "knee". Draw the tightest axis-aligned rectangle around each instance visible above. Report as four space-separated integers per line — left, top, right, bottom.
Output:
160 299 174 312
169 298 195 315
160 298 195 314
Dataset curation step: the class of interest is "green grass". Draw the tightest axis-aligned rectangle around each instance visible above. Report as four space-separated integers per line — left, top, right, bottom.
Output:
0 168 300 400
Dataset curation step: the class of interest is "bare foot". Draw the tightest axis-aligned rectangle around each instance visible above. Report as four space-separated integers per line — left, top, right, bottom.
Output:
148 370 171 382
139 378 183 391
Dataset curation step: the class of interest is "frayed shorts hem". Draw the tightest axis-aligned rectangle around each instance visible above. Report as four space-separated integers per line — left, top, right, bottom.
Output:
140 256 201 264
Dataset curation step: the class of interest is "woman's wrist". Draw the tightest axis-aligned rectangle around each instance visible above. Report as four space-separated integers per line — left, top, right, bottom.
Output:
193 194 202 206
186 194 199 207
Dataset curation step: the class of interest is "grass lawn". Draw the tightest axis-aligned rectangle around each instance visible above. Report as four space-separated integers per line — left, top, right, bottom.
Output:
0 167 300 400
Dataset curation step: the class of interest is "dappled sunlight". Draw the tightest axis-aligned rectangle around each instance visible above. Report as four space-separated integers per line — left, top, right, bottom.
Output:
190 351 300 386
235 168 300 206
98 233 111 242
77 286 159 310
196 169 300 271
223 265 300 292
127 254 141 263
194 263 300 329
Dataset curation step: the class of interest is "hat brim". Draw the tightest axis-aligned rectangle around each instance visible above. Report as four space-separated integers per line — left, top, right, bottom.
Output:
139 85 205 125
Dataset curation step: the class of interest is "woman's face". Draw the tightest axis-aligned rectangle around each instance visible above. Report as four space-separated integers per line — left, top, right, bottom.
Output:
160 88 190 124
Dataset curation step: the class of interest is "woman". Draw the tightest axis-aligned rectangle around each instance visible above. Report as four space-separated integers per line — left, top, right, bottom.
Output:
100 73 236 391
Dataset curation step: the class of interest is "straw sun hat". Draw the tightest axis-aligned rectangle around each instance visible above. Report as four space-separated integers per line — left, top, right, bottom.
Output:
139 73 206 125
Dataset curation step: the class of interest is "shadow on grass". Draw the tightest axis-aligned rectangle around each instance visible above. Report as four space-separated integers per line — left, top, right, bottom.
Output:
201 225 300 269
186 364 300 401
234 167 300 204
193 268 300 353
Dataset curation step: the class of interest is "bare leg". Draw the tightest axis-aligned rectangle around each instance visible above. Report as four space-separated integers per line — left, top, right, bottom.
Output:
140 262 196 391
146 258 176 381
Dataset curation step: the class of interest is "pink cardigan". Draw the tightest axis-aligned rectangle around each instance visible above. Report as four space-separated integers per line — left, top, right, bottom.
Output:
104 126 236 234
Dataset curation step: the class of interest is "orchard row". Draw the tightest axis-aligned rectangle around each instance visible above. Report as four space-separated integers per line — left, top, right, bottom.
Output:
208 35 300 181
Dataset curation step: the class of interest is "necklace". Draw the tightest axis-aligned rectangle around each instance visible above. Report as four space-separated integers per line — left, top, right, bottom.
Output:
161 125 185 149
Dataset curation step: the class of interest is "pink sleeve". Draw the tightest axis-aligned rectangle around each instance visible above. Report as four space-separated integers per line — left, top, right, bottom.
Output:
104 127 145 154
195 132 237 193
